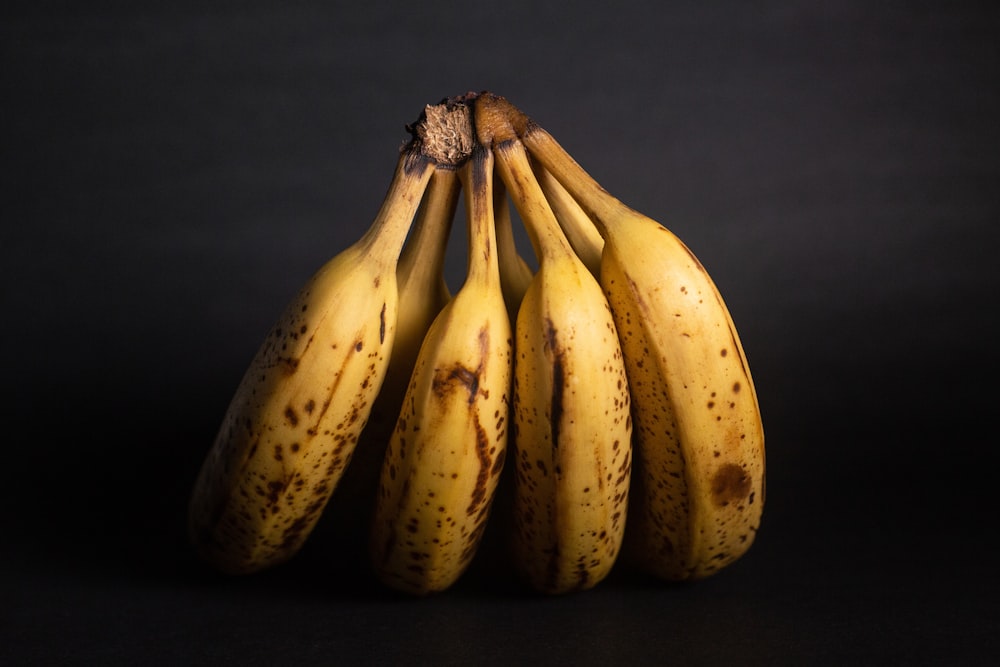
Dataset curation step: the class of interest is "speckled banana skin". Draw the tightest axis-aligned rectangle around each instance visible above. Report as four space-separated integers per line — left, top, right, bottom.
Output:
317 166 460 567
370 146 513 595
187 149 434 575
522 122 765 582
494 137 632 595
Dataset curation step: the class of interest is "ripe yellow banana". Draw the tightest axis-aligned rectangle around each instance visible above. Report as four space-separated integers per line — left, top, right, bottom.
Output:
186 97 479 575
481 102 632 593
370 144 513 595
315 166 460 566
520 115 766 581
187 147 435 574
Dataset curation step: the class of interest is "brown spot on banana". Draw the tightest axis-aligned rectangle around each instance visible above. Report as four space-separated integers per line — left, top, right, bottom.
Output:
430 326 491 405
467 418 492 516
432 365 480 403
307 338 363 437
379 302 387 344
543 318 566 456
711 464 752 507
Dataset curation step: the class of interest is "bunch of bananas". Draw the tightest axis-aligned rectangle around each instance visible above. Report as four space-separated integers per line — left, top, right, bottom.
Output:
188 92 765 596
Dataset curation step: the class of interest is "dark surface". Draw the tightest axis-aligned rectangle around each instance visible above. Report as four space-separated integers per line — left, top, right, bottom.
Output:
3 2 998 665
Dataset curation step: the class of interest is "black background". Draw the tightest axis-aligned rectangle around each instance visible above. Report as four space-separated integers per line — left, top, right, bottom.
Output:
4 2 999 664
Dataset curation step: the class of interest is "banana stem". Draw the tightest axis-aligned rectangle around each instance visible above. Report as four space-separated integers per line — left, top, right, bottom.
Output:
493 138 575 266
397 167 460 296
493 172 534 270
492 165 535 323
358 96 476 265
533 162 603 277
520 125 633 239
356 149 436 264
459 146 502 289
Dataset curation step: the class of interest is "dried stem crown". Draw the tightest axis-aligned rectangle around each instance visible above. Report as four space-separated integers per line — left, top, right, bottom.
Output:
409 96 475 166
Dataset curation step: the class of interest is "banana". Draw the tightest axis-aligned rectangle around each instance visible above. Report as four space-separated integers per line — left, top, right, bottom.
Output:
191 89 765 591
314 166 460 567
187 146 435 575
187 97 480 575
481 100 632 594
518 113 766 581
370 144 513 595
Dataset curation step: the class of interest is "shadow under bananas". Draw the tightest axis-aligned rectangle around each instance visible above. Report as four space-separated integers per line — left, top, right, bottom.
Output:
5 367 547 602
0 368 831 602
7 373 217 584
12 333 983 606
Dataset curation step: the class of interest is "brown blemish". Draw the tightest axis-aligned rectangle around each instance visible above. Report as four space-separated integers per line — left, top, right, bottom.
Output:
265 479 284 505
544 318 566 452
467 420 491 516
431 326 490 405
711 464 752 507
308 339 362 436
279 356 300 374
491 445 506 475
379 302 387 344
433 365 479 404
